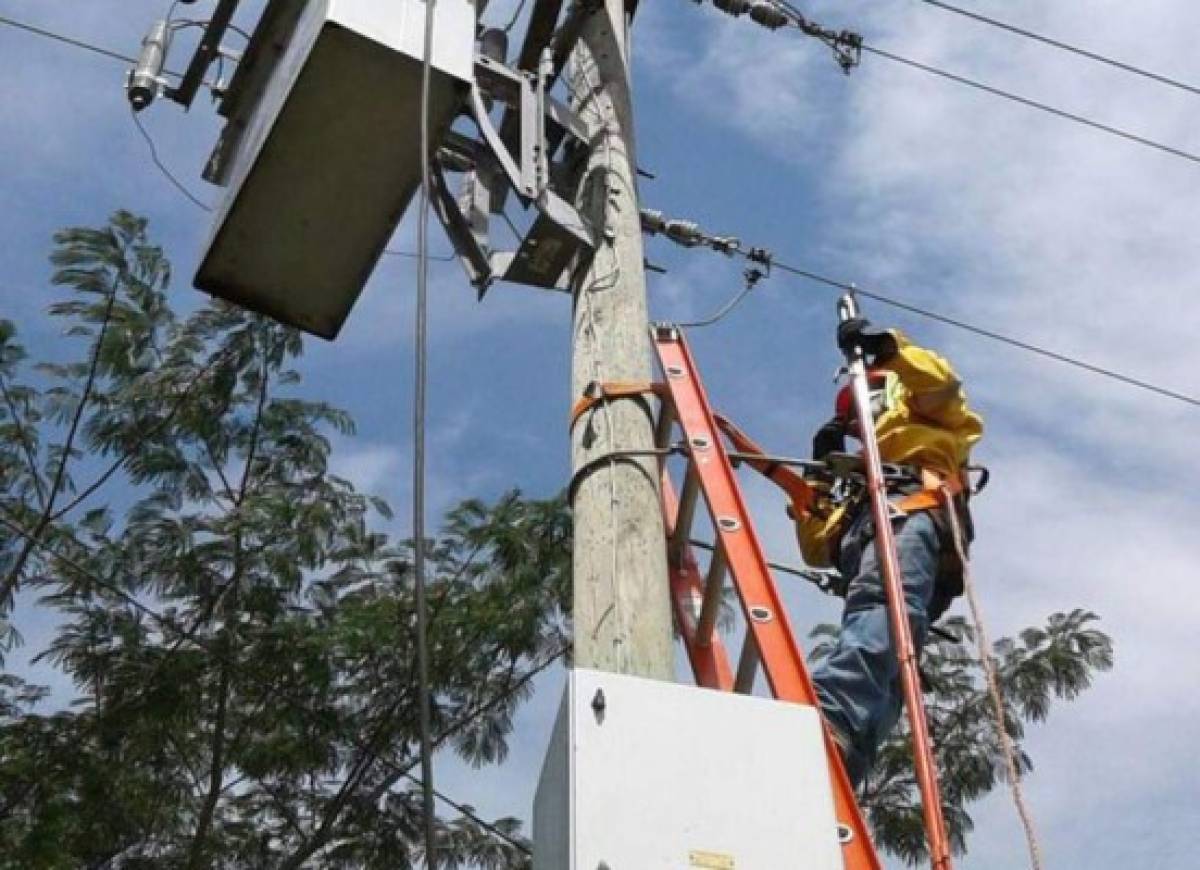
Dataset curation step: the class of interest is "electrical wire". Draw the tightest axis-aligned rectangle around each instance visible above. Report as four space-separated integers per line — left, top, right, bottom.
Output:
747 1 1200 167
383 249 456 261
756 256 1200 408
413 0 440 862
130 109 214 212
0 508 206 645
919 0 1200 99
860 44 1200 167
501 0 532 34
677 267 764 328
0 13 178 75
400 771 532 855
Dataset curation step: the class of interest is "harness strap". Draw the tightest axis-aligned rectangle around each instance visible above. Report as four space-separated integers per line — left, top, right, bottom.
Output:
713 413 814 513
569 380 664 430
895 467 966 514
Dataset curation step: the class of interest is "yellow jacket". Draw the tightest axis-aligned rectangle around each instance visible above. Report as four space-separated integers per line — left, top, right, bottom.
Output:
796 330 984 568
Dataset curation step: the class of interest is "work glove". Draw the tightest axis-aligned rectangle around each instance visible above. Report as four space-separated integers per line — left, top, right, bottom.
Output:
812 418 846 461
836 317 897 363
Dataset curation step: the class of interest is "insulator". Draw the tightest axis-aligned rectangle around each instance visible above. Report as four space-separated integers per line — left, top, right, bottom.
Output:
749 2 789 29
713 0 752 17
664 220 704 247
640 209 667 234
710 236 741 255
479 28 508 64
128 19 171 112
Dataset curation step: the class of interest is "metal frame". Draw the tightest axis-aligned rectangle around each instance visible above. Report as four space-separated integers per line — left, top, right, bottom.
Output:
650 324 883 870
434 48 598 295
169 0 242 108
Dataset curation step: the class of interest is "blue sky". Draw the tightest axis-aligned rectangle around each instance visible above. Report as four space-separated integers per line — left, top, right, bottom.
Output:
3 1 1200 867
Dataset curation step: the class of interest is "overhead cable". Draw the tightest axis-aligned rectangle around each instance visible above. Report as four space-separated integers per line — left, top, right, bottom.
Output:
383 249 456 261
641 209 1200 409
860 44 1200 167
919 0 1200 99
764 258 1200 408
0 13 180 75
699 0 1200 168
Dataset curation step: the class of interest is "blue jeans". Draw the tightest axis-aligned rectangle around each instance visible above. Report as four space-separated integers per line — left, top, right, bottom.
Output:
811 506 941 788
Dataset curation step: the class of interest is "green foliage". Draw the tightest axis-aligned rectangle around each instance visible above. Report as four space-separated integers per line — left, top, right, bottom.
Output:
0 211 1112 868
811 609 1113 865
0 213 559 868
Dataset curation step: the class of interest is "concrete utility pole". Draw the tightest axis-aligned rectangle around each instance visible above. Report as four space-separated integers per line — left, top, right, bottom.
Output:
568 0 674 680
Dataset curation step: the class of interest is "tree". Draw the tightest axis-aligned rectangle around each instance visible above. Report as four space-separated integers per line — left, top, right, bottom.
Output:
0 212 568 868
811 609 1113 864
0 212 1112 867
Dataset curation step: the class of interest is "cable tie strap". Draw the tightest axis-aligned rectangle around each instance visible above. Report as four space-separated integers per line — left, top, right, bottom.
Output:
569 380 664 430
567 445 681 503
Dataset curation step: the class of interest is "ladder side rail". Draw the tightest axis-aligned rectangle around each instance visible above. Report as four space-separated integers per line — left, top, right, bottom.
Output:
839 302 954 870
652 326 882 870
662 465 735 690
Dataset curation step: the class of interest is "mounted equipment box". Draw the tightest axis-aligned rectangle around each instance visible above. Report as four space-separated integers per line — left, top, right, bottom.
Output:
196 0 475 339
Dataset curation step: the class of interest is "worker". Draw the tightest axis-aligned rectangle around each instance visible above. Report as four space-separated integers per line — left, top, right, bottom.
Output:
796 316 983 788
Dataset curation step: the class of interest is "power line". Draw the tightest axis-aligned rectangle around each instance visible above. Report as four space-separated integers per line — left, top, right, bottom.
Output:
383 248 456 262
860 44 1200 167
716 1 1200 168
918 0 1200 98
758 256 1200 409
641 209 1200 408
403 771 532 855
0 13 179 75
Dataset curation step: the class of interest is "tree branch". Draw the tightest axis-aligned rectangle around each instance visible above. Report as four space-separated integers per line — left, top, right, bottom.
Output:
184 661 232 870
47 346 240 524
0 284 118 607
0 373 47 510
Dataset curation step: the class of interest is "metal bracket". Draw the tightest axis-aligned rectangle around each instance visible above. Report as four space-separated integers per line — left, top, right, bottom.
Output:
168 0 242 108
434 49 600 295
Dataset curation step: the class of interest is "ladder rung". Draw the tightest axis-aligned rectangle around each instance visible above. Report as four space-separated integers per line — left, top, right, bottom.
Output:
694 542 727 647
668 463 700 565
734 632 759 694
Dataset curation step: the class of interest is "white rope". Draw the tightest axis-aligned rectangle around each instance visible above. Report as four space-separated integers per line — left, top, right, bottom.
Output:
941 487 1045 870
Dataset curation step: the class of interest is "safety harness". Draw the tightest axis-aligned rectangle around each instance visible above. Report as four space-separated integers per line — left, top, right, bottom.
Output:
569 380 986 601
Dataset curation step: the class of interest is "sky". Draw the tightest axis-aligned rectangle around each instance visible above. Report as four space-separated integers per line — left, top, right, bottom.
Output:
3 0 1200 867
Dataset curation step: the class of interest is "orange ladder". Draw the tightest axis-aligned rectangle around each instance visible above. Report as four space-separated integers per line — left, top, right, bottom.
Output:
649 323 883 870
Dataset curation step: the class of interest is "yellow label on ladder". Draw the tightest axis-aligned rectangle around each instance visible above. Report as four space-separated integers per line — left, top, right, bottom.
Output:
689 850 735 869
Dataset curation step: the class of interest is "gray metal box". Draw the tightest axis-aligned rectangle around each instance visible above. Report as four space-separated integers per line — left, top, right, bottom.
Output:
534 668 844 869
195 0 475 339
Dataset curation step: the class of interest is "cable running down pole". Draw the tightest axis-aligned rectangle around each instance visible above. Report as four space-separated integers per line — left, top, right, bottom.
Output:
412 0 440 863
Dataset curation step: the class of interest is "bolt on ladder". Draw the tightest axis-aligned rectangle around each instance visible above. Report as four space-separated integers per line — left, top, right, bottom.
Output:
649 323 883 870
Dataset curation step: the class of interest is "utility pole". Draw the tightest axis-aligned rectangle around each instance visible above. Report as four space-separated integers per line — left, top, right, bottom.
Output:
568 0 674 680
